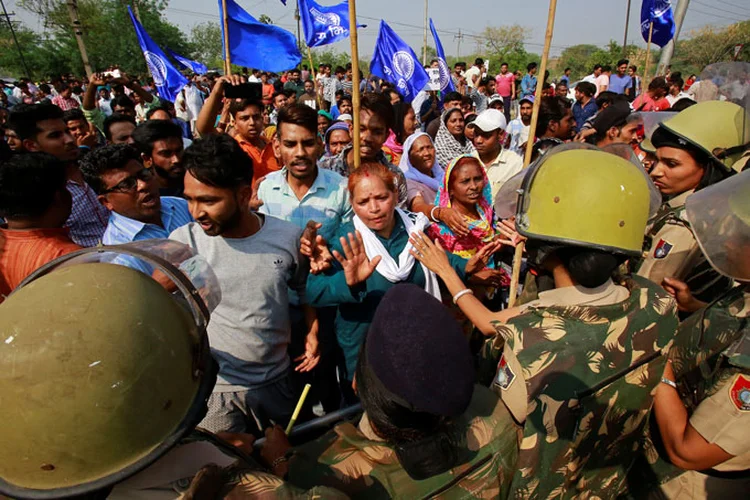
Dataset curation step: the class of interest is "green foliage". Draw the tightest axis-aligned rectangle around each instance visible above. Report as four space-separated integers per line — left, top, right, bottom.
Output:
190 22 223 71
671 20 750 76
556 40 640 81
309 48 351 71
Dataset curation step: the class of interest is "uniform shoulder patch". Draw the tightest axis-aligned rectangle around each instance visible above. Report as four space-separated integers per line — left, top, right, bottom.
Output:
653 239 673 259
494 354 516 391
729 374 750 412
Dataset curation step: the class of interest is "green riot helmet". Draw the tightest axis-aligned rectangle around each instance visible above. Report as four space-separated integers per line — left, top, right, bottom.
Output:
497 143 657 256
0 241 219 499
685 170 750 282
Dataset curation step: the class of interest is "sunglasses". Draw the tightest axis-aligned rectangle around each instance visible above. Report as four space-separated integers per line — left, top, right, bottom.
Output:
103 167 154 194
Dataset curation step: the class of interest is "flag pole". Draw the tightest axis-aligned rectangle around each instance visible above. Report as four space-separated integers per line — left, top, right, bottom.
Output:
643 21 654 85
221 0 232 75
307 46 324 110
348 0 361 169
508 0 558 308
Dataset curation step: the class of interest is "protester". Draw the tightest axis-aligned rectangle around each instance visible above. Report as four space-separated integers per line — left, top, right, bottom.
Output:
559 67 571 86
62 108 99 150
170 134 315 435
283 68 305 98
495 62 515 122
470 77 496 114
555 81 569 101
589 101 640 148
666 76 690 107
0 153 80 302
418 91 441 132
398 132 451 223
264 284 520 497
572 81 598 133
536 96 575 142
434 107 475 169
608 59 633 96
8 103 109 247
628 65 642 99
103 113 136 145
506 95 533 154
595 64 611 95
316 109 332 139
520 62 538 99
383 101 418 165
469 109 523 198
80 144 192 249
318 92 408 207
82 73 159 134
132 120 186 197
582 64 602 84
51 84 79 111
300 80 318 110
464 58 483 89
196 75 279 185
410 147 678 499
633 77 671 111
323 121 350 158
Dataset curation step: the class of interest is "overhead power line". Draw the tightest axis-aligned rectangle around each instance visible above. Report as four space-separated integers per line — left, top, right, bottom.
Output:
692 0 750 18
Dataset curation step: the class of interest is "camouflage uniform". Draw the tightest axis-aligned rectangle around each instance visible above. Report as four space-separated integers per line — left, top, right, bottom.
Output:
286 385 520 499
635 191 732 305
478 277 679 499
631 285 750 498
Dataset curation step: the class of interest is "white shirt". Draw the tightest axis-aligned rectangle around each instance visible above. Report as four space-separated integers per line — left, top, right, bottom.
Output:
98 97 113 117
582 74 597 84
473 148 524 202
666 92 691 106
464 66 482 88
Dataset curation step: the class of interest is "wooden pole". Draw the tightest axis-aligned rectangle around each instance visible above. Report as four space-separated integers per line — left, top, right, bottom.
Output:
307 46 323 110
66 0 93 79
422 0 428 66
508 0 558 308
622 0 631 58
0 0 32 79
132 0 141 23
348 0 361 169
643 22 654 86
221 0 232 76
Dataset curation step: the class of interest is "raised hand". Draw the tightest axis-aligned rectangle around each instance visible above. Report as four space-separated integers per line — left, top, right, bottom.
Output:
332 231 381 286
77 123 99 149
662 277 706 313
300 221 333 274
497 217 526 247
437 207 471 238
465 238 507 275
409 230 452 276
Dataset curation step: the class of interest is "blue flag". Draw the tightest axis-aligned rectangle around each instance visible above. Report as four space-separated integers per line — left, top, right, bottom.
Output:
641 0 675 48
298 0 352 48
429 19 455 94
370 20 429 103
219 0 302 72
166 48 208 75
128 7 187 102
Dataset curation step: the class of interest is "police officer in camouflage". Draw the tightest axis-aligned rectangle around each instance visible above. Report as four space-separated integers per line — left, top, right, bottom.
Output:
633 171 750 498
636 101 749 307
0 245 346 500
262 283 521 499
410 145 680 499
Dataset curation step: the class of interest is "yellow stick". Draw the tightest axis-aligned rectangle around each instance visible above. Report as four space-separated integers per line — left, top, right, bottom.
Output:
643 21 654 86
221 0 231 76
285 383 312 435
307 46 324 111
508 0 559 308
348 0 361 169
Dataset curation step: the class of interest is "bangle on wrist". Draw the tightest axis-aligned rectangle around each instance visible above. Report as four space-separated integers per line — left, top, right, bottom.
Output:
430 206 440 223
452 288 474 304
660 377 677 390
271 455 288 469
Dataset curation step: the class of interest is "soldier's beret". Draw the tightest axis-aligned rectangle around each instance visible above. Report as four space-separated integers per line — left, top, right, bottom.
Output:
365 284 475 418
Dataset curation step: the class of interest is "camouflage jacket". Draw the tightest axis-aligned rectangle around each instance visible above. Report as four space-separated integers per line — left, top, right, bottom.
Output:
478 277 679 500
631 285 750 492
286 385 520 499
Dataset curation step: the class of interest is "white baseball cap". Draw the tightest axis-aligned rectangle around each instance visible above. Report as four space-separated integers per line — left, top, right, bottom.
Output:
470 109 507 132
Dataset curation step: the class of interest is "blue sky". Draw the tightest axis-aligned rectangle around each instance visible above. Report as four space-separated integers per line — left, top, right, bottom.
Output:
9 0 744 59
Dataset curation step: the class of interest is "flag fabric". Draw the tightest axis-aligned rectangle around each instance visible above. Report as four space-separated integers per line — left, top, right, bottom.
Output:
370 20 429 103
127 7 187 102
640 0 675 48
429 18 455 94
219 0 302 72
298 0 352 48
166 48 208 75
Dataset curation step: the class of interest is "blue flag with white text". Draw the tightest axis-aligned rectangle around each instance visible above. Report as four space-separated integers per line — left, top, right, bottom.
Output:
166 48 208 75
299 0 352 48
640 0 675 48
219 0 302 72
429 19 455 94
370 20 429 103
128 7 187 102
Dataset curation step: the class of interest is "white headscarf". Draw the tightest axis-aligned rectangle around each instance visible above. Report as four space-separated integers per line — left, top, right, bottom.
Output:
352 208 441 300
398 132 445 193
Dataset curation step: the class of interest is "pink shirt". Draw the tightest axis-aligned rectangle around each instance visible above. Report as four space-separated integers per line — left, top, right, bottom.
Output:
495 72 515 97
632 93 671 112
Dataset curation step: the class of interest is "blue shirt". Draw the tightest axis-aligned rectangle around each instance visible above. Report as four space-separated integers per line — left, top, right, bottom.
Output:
103 196 193 273
257 167 351 243
521 74 537 98
573 99 599 133
608 73 633 95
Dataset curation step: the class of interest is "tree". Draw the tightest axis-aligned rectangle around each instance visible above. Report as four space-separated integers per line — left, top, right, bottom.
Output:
471 25 537 75
258 14 273 25
190 22 223 71
672 21 750 75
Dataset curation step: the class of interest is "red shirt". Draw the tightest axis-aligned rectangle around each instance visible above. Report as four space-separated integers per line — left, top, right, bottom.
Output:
0 226 81 303
233 135 280 185
51 95 80 111
495 72 515 97
633 93 670 111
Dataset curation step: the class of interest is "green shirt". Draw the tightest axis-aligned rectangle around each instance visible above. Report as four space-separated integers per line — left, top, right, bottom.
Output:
306 213 467 381
84 95 162 134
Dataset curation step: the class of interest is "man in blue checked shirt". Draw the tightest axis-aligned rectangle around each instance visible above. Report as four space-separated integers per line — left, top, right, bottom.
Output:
80 143 192 272
256 102 351 413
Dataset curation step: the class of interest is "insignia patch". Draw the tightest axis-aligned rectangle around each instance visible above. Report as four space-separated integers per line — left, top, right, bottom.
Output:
653 239 673 259
494 354 516 391
729 375 750 412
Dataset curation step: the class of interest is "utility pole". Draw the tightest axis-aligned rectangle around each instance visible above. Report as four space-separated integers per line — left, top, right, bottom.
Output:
622 0 631 58
295 5 302 51
454 29 463 59
656 0 690 76
0 0 31 78
66 0 93 78
422 0 428 65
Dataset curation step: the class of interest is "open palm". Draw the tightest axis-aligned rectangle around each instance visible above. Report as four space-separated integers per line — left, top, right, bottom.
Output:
333 231 382 286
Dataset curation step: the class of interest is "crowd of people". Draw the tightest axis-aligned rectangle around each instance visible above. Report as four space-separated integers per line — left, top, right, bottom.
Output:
0 55 748 500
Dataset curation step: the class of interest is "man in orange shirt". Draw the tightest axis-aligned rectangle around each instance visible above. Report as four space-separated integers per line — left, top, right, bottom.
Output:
0 153 81 302
195 75 279 186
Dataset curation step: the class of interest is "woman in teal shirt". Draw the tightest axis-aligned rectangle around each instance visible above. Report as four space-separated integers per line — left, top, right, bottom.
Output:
306 162 501 386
